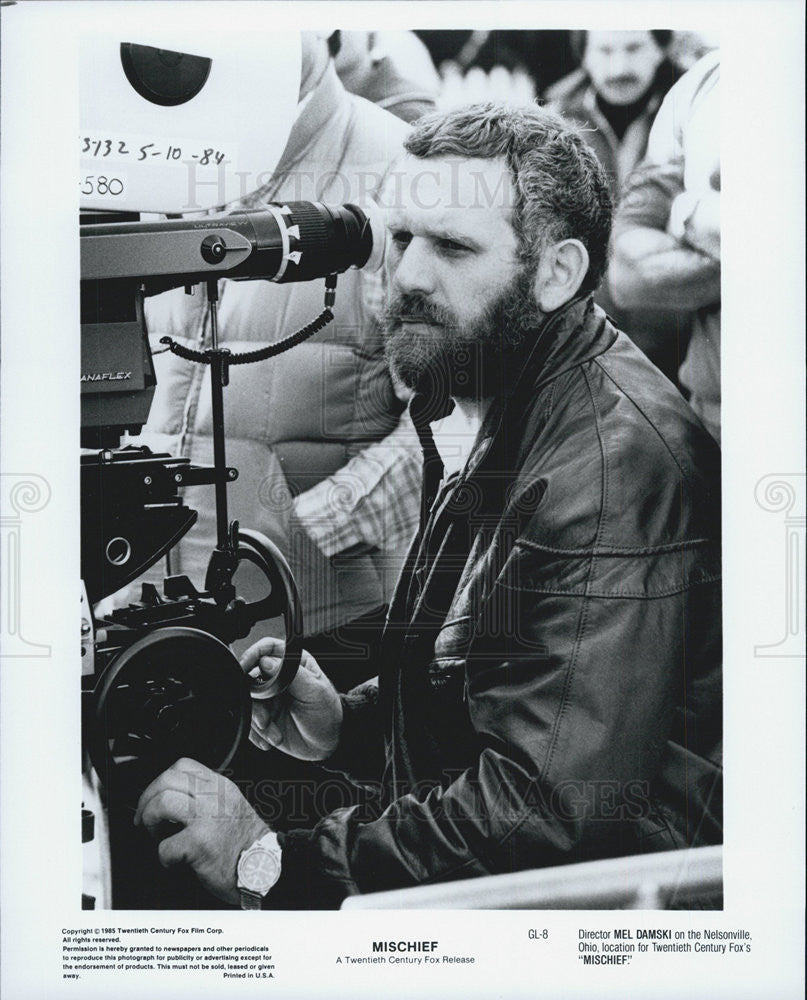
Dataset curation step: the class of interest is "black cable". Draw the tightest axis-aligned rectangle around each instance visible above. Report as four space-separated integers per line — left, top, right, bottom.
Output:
159 274 339 367
159 307 334 365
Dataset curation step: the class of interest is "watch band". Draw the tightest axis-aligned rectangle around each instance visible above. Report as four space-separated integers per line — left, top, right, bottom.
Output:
237 829 282 910
239 888 265 910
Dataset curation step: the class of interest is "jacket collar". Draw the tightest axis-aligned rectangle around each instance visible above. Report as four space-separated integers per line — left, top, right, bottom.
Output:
410 295 616 508
454 296 616 484
410 294 610 417
513 294 613 396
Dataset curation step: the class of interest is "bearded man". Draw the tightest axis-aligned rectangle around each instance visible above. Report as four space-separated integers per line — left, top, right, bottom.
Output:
135 103 723 910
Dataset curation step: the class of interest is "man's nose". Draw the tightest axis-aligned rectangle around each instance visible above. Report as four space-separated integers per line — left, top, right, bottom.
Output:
392 238 436 297
610 50 629 76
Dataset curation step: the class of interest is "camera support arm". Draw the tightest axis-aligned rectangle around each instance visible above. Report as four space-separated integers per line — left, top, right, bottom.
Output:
157 274 338 609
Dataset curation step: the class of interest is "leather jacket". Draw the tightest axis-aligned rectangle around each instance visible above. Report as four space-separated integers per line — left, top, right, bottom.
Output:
273 297 722 906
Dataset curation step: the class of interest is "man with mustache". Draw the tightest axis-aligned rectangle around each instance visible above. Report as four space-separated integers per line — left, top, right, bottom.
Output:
545 31 676 200
545 31 688 382
135 103 722 910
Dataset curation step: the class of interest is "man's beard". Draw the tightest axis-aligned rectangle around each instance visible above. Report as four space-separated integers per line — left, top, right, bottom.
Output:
383 267 545 403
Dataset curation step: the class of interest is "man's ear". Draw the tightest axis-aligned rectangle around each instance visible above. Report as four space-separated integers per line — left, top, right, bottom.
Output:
533 239 590 312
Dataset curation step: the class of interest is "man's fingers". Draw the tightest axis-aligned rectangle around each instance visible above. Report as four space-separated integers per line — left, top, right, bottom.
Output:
249 664 287 699
134 757 212 826
138 788 193 836
135 771 186 826
247 647 297 700
239 637 286 675
249 725 273 752
251 715 284 747
157 829 195 869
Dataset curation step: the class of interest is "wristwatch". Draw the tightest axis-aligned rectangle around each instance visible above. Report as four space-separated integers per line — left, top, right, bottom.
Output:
236 829 282 909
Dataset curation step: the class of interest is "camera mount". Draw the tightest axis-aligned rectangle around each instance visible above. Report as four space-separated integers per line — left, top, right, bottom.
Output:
83 271 339 799
80 200 379 896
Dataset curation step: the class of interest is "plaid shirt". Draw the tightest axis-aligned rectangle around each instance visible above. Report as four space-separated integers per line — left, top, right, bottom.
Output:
292 408 422 560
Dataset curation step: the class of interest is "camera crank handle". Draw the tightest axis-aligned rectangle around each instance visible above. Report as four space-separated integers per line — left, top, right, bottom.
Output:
203 519 240 608
233 528 303 696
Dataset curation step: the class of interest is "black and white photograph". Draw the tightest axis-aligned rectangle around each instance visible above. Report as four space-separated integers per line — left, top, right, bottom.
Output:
1 2 804 998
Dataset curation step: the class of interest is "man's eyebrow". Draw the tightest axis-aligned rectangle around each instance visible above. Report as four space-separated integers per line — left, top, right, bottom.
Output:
385 213 410 230
429 228 483 249
385 216 483 249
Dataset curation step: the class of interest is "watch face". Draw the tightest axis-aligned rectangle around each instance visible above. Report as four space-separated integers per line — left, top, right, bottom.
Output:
238 847 281 894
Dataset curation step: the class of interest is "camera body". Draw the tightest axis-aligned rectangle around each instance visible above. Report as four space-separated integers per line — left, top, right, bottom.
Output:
76 25 385 907
81 444 250 802
80 197 378 906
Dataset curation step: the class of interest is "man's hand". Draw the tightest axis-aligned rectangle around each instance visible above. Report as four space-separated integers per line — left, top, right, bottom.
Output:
240 639 343 761
135 759 269 906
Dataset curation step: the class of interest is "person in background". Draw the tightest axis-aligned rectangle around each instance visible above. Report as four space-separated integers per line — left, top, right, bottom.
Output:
610 51 721 443
137 31 422 690
332 29 439 123
545 30 689 382
546 31 677 197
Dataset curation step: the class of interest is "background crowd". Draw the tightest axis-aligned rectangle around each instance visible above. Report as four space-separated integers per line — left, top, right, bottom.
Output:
334 28 720 397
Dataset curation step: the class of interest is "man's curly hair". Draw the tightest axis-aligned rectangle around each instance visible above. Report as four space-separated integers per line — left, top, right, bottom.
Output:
404 102 613 294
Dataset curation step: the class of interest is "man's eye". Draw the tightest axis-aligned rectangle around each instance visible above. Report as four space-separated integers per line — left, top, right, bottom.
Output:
437 239 469 254
390 231 412 249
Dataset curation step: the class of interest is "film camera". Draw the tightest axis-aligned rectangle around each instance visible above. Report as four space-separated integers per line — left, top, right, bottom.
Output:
76 23 388 908
80 199 383 905
84 199 378 754
81 202 386 908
